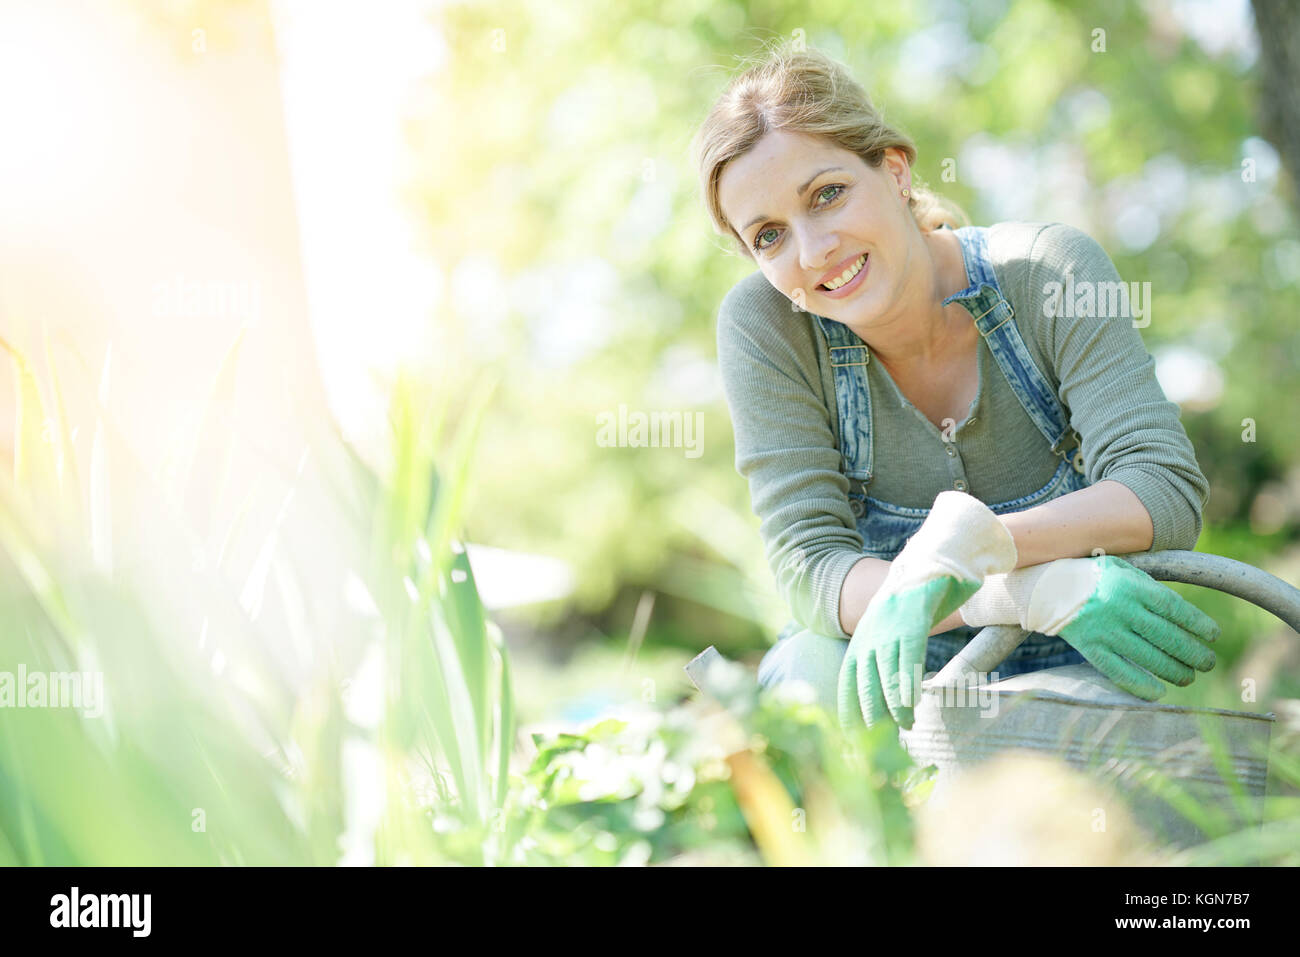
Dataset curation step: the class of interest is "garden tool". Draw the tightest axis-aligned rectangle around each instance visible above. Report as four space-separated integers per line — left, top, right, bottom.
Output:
687 550 1300 851
904 549 1300 849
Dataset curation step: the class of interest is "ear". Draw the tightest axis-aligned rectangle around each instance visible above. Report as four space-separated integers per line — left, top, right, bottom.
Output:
881 147 911 193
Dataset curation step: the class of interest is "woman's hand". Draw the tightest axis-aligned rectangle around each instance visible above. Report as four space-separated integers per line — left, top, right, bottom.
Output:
838 491 1018 730
963 555 1218 699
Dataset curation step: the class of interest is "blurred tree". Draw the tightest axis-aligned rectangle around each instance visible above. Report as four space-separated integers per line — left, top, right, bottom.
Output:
1251 0 1300 220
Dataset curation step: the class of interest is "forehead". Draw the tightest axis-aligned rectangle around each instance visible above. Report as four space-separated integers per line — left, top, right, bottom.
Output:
718 129 855 225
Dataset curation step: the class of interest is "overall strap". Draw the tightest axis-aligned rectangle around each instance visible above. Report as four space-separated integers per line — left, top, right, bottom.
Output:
945 226 1085 475
814 312 873 484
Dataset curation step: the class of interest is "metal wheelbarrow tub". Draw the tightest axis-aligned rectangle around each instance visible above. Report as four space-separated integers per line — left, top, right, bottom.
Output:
903 550 1299 850
903 663 1274 849
686 550 1300 851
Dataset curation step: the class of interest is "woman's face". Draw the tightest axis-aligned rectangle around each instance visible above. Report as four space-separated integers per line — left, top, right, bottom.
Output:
717 129 918 327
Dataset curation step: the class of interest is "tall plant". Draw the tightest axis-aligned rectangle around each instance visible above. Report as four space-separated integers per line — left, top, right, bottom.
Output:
0 328 513 865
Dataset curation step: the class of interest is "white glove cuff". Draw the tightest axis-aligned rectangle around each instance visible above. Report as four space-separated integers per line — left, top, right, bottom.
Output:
1023 558 1100 635
958 563 1052 628
888 491 1018 594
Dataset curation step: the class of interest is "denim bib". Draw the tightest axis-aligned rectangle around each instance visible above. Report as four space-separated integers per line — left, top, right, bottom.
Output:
814 225 1089 561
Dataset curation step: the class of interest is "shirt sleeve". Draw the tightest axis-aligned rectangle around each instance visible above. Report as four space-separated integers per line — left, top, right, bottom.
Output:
715 275 866 639
1023 223 1210 552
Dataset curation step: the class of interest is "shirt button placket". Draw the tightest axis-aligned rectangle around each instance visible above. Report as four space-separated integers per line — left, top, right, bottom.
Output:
943 439 968 492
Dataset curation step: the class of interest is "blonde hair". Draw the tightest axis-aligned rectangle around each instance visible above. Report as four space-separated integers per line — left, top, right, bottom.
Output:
691 40 970 259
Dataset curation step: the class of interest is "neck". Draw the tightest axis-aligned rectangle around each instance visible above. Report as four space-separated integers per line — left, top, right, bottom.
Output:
852 227 966 370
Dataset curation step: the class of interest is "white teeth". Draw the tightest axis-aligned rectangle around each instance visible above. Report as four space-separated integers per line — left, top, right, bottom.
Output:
823 254 866 290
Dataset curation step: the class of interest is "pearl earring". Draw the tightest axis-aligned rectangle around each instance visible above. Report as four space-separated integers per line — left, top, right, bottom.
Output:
902 187 911 197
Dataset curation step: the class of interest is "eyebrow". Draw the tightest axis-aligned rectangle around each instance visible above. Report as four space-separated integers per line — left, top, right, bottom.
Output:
739 167 848 234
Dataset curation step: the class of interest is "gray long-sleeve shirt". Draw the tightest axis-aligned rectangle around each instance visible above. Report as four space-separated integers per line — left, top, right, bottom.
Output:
716 221 1209 640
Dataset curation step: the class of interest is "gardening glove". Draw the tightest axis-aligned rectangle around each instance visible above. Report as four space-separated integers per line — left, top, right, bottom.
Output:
838 490 1018 731
958 555 1219 700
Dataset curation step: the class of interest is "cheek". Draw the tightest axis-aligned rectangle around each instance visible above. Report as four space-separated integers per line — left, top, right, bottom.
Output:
761 268 788 300
776 270 809 304
761 264 794 298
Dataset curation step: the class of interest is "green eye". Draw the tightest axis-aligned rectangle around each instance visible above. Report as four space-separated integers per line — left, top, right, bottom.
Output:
752 184 847 252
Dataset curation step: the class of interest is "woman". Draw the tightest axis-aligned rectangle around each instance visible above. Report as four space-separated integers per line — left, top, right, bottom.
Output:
691 44 1220 729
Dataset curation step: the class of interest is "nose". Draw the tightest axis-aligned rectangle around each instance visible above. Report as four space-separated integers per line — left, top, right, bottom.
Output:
797 224 837 277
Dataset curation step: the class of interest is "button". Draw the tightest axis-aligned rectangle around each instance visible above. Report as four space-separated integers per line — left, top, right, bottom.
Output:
954 480 967 491
945 444 957 456
850 498 866 518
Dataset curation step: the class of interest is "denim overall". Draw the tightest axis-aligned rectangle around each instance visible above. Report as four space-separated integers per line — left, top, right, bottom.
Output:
758 225 1090 715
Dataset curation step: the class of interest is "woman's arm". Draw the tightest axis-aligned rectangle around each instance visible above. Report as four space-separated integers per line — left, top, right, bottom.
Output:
999 478 1153 565
839 479 1153 636
924 479 1153 634
1018 223 1210 554
716 272 871 640
837 555 890 637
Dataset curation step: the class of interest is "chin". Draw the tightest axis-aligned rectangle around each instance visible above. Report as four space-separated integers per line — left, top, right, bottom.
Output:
827 289 884 321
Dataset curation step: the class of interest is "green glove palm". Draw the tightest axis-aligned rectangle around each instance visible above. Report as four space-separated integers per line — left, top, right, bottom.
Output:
838 491 1018 730
961 554 1219 699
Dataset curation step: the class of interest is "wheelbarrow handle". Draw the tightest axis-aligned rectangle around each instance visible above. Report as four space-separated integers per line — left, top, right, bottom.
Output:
933 549 1300 683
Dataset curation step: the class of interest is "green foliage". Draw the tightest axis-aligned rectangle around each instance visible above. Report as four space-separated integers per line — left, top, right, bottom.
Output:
0 329 518 864
0 332 922 867
509 673 926 866
518 713 755 865
0 332 320 864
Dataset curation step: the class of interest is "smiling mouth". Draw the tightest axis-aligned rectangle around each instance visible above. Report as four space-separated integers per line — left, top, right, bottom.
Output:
818 253 869 294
